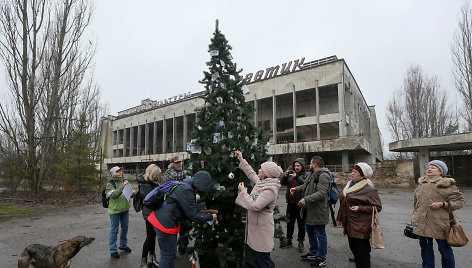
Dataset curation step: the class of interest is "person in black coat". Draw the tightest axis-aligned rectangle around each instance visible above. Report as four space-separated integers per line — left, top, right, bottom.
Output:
147 171 217 268
280 158 309 251
137 164 161 268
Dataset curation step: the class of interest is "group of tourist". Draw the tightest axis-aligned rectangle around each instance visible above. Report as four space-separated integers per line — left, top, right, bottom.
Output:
104 153 465 268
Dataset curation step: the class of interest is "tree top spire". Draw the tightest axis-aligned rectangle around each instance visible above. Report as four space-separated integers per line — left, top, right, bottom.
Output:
215 19 219 31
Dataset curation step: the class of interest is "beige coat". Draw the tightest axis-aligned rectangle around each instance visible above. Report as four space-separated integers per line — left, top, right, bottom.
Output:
412 177 465 240
235 159 281 253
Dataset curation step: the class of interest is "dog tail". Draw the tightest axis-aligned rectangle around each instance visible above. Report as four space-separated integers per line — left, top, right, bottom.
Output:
17 248 30 268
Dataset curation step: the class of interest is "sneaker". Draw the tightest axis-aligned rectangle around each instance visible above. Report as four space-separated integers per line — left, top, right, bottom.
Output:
110 252 120 258
297 241 304 252
301 252 317 260
119 246 132 253
311 259 327 266
279 238 292 248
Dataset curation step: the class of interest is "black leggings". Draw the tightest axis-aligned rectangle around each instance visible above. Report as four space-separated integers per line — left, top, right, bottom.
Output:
142 220 156 258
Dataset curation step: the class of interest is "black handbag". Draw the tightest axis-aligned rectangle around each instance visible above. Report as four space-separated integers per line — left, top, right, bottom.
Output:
404 223 419 239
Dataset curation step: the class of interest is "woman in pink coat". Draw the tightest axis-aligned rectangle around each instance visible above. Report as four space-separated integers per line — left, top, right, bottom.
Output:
235 150 282 268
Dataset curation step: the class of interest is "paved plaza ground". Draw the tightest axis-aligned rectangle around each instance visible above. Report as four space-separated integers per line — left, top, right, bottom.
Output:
1 187 471 268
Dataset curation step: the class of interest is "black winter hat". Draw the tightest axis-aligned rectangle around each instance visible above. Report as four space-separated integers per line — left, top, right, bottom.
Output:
293 158 306 169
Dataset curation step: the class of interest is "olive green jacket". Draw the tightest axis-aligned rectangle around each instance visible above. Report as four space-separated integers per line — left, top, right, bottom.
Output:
106 177 131 215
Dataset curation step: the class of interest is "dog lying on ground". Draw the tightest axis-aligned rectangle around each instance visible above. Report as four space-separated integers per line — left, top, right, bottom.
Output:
18 236 94 268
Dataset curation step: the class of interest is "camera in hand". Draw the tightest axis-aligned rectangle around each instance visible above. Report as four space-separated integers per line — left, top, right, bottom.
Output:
288 170 294 174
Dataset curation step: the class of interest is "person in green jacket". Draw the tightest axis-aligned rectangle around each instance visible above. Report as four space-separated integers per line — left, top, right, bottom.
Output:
106 166 135 259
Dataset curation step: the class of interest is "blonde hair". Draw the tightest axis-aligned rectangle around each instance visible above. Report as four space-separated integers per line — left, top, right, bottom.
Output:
144 164 161 181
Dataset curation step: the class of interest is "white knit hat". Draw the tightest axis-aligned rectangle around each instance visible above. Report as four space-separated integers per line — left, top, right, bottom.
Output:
354 162 373 179
428 160 448 176
110 166 121 177
261 162 283 178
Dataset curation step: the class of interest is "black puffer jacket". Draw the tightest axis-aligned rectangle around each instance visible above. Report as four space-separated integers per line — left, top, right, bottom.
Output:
136 173 159 220
148 171 213 233
280 158 309 203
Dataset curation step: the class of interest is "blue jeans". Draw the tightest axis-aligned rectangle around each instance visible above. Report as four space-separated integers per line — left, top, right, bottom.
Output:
109 211 129 254
419 236 455 268
306 224 327 261
155 227 177 268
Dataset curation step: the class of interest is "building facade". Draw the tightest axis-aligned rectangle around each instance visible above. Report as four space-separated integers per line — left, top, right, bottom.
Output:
99 55 383 172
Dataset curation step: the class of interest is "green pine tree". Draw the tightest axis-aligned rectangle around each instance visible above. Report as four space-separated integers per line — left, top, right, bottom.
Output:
187 20 272 268
55 114 98 192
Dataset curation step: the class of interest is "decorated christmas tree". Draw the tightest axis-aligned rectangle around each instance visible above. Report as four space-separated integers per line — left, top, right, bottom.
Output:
186 20 274 267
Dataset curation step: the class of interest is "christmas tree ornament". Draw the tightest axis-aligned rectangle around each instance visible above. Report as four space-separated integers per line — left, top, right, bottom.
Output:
211 72 220 81
220 83 226 90
217 165 221 172
216 120 225 129
252 138 258 146
197 125 202 130
265 142 270 152
228 131 233 139
216 96 223 103
220 60 225 67
201 160 205 168
227 54 233 60
214 183 221 191
209 50 219 56
229 151 235 157
204 147 212 155
250 153 255 160
242 85 250 94
245 136 249 142
213 133 221 143
221 144 226 150
228 172 235 179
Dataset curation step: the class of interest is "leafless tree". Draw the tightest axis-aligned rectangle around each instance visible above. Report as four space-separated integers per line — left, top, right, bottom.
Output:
386 65 456 143
452 3 472 131
0 0 101 192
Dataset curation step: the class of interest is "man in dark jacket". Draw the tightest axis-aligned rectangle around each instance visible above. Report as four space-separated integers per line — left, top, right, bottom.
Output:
147 171 217 268
280 158 308 252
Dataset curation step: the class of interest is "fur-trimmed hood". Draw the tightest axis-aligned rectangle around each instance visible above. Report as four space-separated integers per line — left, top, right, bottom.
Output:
418 177 456 188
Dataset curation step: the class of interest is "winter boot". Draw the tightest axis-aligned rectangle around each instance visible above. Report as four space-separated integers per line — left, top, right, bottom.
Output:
140 256 148 268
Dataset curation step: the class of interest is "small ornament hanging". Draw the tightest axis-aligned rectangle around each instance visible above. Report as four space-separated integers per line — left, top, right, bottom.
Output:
217 96 223 103
228 172 235 179
217 165 221 172
204 147 212 155
201 160 205 168
211 72 220 81
213 133 221 143
220 60 225 67
245 136 250 142
252 138 258 146
197 125 202 130
214 183 221 191
209 50 219 57
221 144 226 150
220 83 226 90
227 54 233 60
216 120 225 129
228 131 234 139
250 153 255 160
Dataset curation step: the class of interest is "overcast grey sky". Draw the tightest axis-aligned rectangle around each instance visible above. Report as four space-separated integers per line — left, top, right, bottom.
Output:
0 0 467 148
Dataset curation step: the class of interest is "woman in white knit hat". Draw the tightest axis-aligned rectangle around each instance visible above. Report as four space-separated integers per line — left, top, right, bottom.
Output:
411 160 465 268
235 150 282 268
336 162 382 268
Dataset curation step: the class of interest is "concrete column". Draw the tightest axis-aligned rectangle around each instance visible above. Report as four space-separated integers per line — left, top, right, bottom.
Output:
153 120 157 154
123 128 127 157
292 85 297 142
137 124 143 155
162 116 167 153
130 124 134 156
338 68 347 137
418 148 430 177
254 94 258 127
172 113 176 152
342 151 349 172
316 80 320 139
183 111 187 151
145 121 149 155
272 90 277 143
115 130 119 157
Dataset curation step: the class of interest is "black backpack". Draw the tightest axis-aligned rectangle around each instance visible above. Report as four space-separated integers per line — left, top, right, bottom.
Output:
101 181 116 208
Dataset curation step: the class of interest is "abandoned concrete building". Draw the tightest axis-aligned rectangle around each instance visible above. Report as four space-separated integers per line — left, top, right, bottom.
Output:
99 55 383 172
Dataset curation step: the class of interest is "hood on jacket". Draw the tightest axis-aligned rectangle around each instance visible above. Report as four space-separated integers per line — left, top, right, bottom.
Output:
293 158 306 174
183 171 212 192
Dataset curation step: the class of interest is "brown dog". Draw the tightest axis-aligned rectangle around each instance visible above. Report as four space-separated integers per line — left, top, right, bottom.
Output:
18 236 94 268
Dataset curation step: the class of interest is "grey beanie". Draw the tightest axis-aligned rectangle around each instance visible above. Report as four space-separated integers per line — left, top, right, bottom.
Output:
189 171 212 192
428 160 448 176
110 166 121 177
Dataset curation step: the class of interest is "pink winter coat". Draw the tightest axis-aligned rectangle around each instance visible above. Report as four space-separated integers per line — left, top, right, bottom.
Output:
235 159 281 253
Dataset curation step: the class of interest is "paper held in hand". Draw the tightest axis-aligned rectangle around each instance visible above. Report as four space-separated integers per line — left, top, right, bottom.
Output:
123 184 133 201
